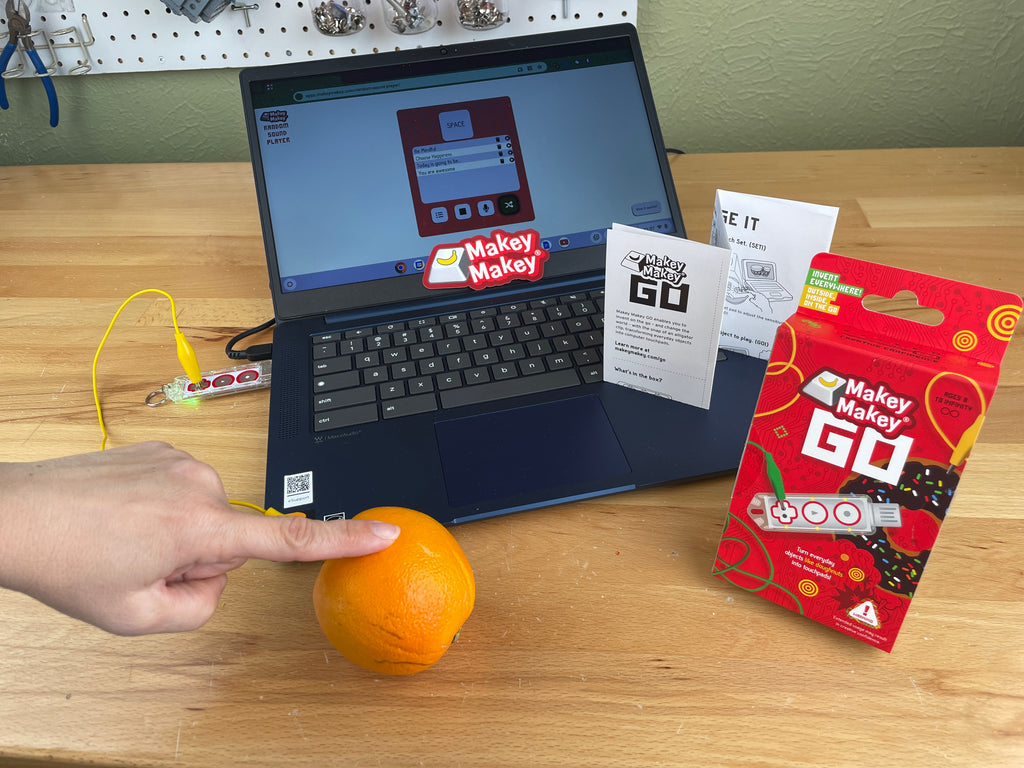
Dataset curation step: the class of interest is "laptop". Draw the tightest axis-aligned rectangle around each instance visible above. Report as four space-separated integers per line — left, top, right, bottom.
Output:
239 23 767 524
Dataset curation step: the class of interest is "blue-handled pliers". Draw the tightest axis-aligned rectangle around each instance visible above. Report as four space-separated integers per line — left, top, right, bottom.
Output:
0 0 59 127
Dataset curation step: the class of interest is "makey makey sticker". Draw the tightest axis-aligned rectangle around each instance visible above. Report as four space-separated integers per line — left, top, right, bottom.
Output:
423 228 547 290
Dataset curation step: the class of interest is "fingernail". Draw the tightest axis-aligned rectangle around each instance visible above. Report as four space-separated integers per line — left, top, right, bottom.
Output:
370 521 401 541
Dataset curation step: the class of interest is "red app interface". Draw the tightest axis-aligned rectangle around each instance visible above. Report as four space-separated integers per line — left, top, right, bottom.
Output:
398 97 535 238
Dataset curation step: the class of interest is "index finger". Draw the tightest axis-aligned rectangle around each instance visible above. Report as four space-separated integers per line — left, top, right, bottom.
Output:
226 512 400 563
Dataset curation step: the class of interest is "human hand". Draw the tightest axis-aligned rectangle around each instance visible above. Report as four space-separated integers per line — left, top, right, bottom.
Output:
0 441 400 636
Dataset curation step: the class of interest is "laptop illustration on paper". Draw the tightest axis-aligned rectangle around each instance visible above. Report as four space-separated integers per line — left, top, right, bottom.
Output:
740 258 793 303
239 24 767 525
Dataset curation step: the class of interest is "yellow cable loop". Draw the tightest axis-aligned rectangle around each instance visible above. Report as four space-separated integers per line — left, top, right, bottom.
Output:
754 321 804 418
924 372 986 467
92 290 281 516
93 289 190 450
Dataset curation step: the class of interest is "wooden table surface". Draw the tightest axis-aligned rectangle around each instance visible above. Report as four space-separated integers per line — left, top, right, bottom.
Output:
1 148 1022 767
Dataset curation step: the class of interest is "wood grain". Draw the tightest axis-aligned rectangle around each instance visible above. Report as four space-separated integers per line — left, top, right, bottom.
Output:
0 149 1021 767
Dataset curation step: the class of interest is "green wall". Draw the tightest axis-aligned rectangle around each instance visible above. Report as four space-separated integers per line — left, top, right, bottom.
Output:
0 0 1020 165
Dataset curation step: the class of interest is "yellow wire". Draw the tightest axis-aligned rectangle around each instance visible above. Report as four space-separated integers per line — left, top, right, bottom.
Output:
924 371 986 466
92 289 187 450
230 499 268 514
924 372 986 449
754 321 805 418
92 290 280 516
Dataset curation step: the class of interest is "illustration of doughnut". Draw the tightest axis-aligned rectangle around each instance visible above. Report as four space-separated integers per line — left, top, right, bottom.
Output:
840 461 958 521
838 460 958 597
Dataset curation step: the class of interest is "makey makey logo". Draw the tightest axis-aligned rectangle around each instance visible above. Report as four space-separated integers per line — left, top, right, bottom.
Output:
423 228 548 291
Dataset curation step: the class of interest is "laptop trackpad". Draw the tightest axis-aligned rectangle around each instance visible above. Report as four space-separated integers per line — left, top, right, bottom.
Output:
435 395 631 508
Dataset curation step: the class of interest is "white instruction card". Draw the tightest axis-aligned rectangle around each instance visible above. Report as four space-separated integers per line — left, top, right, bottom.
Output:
602 224 731 409
711 190 839 358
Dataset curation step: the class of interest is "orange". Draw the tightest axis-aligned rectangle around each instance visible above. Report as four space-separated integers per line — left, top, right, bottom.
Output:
312 506 475 675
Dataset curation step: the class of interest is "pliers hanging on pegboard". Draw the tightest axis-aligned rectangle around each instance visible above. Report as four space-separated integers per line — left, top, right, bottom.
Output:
0 0 59 127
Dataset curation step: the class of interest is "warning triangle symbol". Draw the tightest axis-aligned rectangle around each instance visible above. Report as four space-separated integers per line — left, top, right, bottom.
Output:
848 599 880 628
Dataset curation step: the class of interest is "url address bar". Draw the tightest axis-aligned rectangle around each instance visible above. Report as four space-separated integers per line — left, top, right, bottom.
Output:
294 62 548 103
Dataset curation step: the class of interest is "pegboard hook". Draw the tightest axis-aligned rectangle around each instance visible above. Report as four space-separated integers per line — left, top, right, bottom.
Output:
50 13 95 74
230 1 260 27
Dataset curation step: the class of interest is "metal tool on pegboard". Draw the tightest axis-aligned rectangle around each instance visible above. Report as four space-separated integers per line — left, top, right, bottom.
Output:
16 0 635 73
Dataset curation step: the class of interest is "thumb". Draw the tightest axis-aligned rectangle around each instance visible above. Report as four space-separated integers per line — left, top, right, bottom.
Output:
230 514 401 563
154 574 230 634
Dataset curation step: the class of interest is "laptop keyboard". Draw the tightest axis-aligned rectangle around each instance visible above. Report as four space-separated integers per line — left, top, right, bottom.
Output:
310 290 604 431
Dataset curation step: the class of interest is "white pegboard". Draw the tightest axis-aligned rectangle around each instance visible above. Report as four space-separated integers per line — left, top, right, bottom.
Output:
1 0 637 75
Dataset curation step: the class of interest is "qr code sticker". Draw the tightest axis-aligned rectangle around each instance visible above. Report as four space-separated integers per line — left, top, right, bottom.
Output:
283 471 313 508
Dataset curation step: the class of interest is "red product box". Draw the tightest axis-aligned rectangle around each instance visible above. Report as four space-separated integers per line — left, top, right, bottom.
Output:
714 253 1022 651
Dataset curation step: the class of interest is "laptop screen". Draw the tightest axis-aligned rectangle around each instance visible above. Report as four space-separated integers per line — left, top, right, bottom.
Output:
241 24 683 320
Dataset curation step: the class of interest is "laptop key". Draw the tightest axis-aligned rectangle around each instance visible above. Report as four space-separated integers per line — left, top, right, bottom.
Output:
314 402 378 431
419 358 443 375
313 342 337 359
410 343 435 359
314 370 359 392
408 376 435 394
514 325 540 342
362 366 388 384
446 352 472 370
442 370 585 411
552 335 580 352
391 362 417 379
580 364 603 383
419 325 443 342
356 351 381 368
314 386 376 412
546 353 573 371
382 393 438 419
494 313 520 330
525 339 552 356
313 356 353 376
464 367 491 385
491 363 518 380
366 335 391 351
488 329 515 346
463 334 488 350
440 369 581 409
499 343 526 361
520 358 545 376
437 372 462 390
338 338 362 355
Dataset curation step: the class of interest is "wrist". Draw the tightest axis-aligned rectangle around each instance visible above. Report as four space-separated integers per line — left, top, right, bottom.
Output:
0 462 51 596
